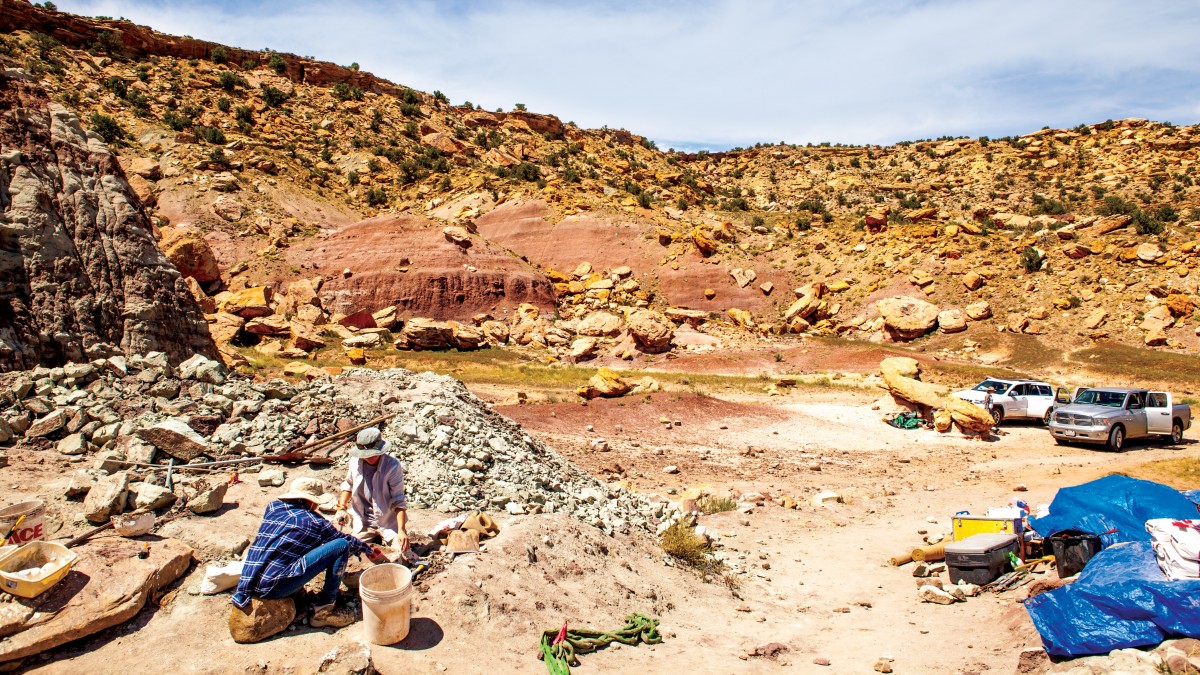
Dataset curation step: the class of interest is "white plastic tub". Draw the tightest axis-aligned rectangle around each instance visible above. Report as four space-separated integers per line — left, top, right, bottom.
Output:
358 563 413 645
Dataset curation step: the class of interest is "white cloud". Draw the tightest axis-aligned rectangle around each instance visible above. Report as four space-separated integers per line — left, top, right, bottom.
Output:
53 0 1200 148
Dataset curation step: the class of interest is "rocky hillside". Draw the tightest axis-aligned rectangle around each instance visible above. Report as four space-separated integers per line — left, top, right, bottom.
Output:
0 67 215 372
1 0 1197 370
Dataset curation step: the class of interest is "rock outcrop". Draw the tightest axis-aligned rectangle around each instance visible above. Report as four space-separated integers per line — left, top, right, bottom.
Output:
0 71 215 371
879 357 993 434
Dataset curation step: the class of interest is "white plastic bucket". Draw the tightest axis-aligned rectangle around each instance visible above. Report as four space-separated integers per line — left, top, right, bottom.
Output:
358 563 413 645
0 500 46 545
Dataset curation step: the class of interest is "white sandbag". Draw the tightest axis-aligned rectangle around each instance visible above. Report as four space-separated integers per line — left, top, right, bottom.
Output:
200 560 244 595
1146 519 1200 561
1153 540 1200 581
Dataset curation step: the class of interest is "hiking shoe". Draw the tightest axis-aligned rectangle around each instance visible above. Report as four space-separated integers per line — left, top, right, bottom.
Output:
311 602 356 629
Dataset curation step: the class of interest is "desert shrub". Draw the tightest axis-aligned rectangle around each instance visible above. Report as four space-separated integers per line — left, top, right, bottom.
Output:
1099 195 1135 216
125 89 150 116
241 58 257 70
366 186 387 206
660 521 723 575
750 215 765 228
563 166 580 183
1020 246 1042 273
399 102 421 118
1154 205 1178 223
88 112 123 143
210 46 227 64
1032 194 1067 215
90 30 122 56
269 54 286 73
331 81 363 101
346 170 359 186
234 105 253 124
207 147 227 167
638 191 652 208
103 75 127 99
216 96 230 112
218 71 244 92
509 162 541 182
261 85 288 107
696 494 736 514
194 126 226 144
162 109 191 131
1132 210 1164 235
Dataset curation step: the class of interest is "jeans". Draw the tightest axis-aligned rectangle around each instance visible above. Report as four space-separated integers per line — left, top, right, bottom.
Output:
263 538 351 606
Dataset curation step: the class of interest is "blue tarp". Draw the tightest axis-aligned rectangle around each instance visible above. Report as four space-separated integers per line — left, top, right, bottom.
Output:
1028 475 1197 546
1025 541 1200 657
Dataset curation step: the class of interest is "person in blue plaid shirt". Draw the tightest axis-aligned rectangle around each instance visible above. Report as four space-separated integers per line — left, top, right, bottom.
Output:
232 477 385 628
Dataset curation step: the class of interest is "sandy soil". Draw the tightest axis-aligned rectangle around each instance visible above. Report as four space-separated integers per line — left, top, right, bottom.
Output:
4 386 1195 674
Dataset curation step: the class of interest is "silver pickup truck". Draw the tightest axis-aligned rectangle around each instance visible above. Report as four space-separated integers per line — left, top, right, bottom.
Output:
1048 388 1192 450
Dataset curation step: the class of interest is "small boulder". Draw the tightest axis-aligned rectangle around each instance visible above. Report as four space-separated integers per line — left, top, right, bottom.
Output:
228 597 296 644
83 471 130 524
26 409 67 438
187 482 229 515
937 309 967 334
577 368 632 399
133 483 178 511
57 432 88 455
876 296 940 339
258 469 286 487
137 419 209 461
626 309 674 353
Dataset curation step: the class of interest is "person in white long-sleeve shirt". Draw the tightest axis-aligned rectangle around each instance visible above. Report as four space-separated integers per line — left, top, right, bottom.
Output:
335 427 409 552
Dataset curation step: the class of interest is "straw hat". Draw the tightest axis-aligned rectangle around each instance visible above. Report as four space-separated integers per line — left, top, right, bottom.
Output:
279 477 336 507
350 427 390 459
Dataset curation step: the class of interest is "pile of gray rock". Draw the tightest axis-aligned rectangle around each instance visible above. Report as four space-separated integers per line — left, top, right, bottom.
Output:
0 352 657 534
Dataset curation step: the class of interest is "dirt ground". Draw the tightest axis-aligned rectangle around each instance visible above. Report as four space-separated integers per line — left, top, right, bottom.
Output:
3 378 1196 674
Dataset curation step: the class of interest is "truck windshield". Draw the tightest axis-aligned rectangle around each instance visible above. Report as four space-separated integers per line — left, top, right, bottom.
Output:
1073 390 1126 407
972 380 1010 393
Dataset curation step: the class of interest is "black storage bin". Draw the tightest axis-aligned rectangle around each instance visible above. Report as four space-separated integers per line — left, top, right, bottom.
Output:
1048 529 1102 578
945 533 1020 585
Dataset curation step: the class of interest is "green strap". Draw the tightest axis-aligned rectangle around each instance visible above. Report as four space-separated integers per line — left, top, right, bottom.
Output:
538 613 663 674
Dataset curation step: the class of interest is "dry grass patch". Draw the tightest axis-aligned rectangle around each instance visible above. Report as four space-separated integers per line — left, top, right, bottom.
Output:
1113 458 1200 491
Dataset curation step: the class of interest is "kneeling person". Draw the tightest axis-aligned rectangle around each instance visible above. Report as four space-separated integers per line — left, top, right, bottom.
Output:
233 477 383 628
336 428 410 552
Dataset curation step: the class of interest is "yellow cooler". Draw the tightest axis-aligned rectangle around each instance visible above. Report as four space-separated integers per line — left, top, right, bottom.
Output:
952 514 1022 542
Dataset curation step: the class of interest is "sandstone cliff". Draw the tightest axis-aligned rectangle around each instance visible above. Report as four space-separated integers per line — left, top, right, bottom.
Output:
0 69 215 370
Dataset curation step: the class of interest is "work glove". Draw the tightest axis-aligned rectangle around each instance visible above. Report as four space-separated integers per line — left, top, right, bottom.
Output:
333 510 350 530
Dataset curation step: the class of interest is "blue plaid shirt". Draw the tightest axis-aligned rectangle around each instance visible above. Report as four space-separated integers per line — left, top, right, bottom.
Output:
232 500 372 608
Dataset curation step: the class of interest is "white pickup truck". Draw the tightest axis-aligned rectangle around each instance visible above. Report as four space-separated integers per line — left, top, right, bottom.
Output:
1048 388 1192 450
953 378 1057 425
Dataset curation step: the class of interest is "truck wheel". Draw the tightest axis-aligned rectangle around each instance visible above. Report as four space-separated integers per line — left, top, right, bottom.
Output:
991 407 1005 425
1171 421 1184 445
1054 438 1070 446
1107 425 1124 452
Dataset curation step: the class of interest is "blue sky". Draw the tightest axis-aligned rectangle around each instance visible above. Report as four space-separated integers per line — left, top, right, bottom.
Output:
52 0 1200 151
